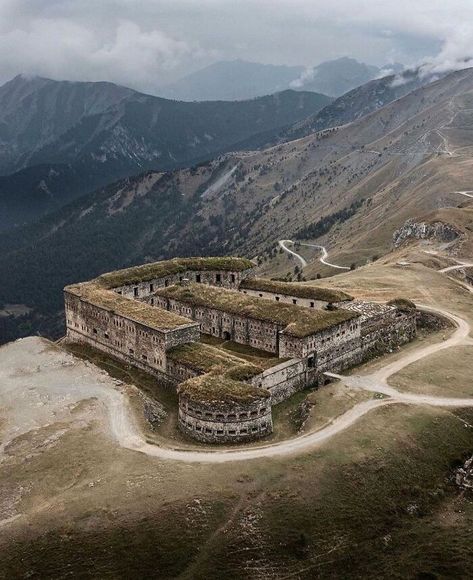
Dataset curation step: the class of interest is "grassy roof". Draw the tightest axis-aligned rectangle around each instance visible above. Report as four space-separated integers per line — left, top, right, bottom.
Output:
167 342 246 373
178 371 270 406
65 282 195 331
96 257 255 289
155 283 358 338
240 277 352 302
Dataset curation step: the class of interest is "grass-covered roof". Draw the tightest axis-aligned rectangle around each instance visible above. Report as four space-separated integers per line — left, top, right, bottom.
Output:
167 342 246 373
155 283 358 338
240 278 352 302
96 257 255 289
178 371 270 406
65 282 195 331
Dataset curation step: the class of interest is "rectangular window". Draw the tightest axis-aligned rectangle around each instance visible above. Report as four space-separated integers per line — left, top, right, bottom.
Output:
293 299 297 305
216 273 221 283
134 287 138 297
149 283 154 292
196 274 201 283
310 302 315 308
231 274 235 283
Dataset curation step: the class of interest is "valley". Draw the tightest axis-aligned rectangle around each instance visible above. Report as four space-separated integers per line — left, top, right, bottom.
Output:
2 67 473 344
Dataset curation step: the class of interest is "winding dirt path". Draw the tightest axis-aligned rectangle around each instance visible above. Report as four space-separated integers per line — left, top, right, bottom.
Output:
278 239 349 270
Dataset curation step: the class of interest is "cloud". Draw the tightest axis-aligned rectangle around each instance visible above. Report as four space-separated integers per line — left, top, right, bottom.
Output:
0 0 472 93
289 67 316 89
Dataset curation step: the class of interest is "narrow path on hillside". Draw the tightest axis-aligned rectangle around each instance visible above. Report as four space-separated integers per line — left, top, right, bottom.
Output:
455 190 473 199
278 239 349 270
278 239 307 268
440 260 473 273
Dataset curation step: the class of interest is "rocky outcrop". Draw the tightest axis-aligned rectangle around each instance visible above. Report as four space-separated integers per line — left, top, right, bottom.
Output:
455 456 473 490
393 220 462 248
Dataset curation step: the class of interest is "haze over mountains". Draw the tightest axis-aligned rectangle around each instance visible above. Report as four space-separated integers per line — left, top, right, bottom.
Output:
159 57 397 101
0 75 331 230
2 66 473 343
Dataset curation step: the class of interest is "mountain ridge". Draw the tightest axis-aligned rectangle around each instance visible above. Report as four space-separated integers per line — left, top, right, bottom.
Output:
0 75 331 230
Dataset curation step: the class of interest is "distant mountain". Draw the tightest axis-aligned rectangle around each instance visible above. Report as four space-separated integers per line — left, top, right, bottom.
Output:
0 75 331 230
160 57 396 101
159 60 303 101
290 57 381 97
3 67 473 343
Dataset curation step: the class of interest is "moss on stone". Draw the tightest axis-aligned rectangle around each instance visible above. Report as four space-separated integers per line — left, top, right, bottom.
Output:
240 278 352 302
155 283 358 338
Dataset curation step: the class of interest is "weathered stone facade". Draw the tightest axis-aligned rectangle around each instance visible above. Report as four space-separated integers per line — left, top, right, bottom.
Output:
64 257 417 445
178 394 272 443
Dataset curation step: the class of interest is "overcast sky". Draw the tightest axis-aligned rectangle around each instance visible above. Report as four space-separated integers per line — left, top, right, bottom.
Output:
0 0 472 93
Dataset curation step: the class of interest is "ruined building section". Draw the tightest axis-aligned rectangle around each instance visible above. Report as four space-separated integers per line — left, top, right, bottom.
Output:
64 256 418 445
342 301 417 358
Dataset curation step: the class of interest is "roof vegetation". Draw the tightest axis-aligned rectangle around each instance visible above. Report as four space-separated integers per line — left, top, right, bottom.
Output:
178 371 270 406
155 283 358 338
167 342 246 373
65 282 195 331
96 257 255 289
240 277 352 302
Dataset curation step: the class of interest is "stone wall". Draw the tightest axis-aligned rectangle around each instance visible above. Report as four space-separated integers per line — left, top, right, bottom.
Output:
279 318 360 359
241 287 329 310
178 393 272 443
114 268 250 301
152 295 282 354
64 289 199 385
249 358 318 404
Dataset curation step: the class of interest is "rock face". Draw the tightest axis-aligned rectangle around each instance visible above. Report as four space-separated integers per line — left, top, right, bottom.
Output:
392 220 462 248
455 456 473 490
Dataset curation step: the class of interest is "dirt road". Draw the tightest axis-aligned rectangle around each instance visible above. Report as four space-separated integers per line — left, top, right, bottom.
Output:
278 239 349 270
1 303 471 464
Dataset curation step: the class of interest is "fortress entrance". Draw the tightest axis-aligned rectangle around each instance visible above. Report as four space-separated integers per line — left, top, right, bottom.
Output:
223 331 231 341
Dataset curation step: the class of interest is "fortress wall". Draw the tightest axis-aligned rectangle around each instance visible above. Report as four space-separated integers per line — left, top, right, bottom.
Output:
113 268 248 300
178 394 273 443
153 296 281 354
279 318 360 359
360 311 416 357
249 358 316 404
241 288 329 310
64 290 198 386
165 359 202 383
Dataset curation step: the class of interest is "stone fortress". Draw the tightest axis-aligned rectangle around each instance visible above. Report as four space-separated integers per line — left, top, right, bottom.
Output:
64 257 417 444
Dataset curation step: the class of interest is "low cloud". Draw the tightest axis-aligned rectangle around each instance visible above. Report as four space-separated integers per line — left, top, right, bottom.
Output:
289 67 316 89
